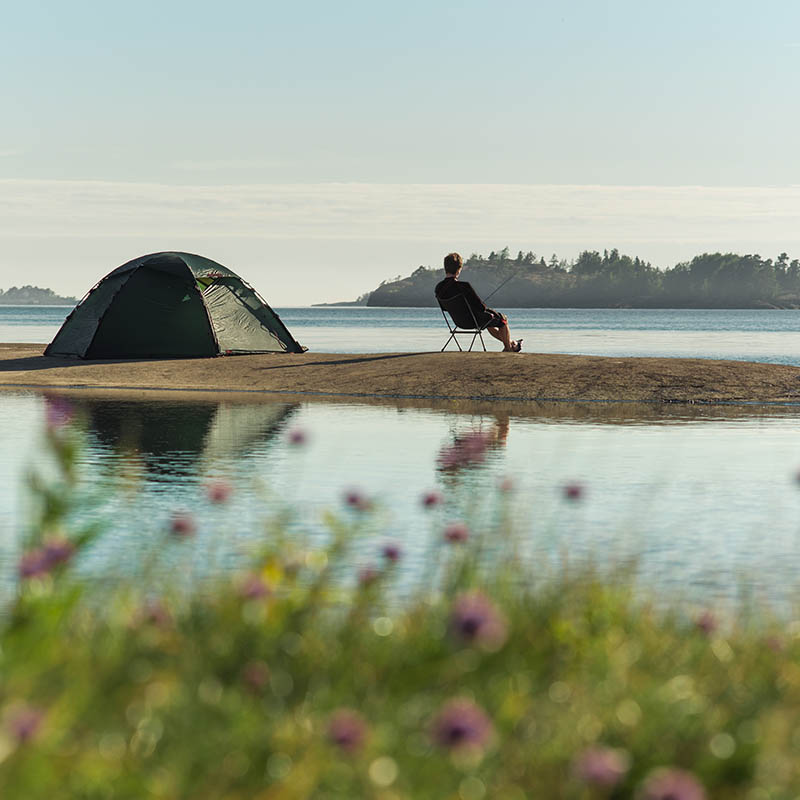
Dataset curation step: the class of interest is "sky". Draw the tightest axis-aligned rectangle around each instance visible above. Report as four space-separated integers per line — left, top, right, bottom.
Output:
2 0 800 304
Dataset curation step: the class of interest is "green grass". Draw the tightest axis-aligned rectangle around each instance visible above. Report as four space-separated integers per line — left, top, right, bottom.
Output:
3 415 800 799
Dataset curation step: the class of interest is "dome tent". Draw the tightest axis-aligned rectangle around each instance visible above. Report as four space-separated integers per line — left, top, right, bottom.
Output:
45 252 305 358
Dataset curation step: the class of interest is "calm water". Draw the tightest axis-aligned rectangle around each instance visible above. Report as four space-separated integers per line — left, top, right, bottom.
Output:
6 305 800 364
3 389 800 608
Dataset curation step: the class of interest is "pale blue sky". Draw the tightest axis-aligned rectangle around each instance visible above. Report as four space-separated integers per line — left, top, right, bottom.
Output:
2 1 800 302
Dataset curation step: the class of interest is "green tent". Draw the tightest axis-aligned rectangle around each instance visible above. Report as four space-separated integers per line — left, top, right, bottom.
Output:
45 252 305 358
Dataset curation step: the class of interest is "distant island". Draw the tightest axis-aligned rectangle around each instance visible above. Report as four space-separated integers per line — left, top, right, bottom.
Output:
0 286 76 305
312 292 370 307
360 248 800 309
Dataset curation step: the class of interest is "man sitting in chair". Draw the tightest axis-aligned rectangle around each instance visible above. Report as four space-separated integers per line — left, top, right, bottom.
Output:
434 252 522 352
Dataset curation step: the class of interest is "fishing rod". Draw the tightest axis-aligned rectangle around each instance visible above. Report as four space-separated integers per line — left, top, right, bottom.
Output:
483 270 521 302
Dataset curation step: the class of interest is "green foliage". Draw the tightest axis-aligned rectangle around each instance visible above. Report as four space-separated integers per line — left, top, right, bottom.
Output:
4 419 800 798
366 248 800 308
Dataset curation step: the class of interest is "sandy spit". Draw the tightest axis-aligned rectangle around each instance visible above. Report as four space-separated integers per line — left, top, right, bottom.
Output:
2 344 800 405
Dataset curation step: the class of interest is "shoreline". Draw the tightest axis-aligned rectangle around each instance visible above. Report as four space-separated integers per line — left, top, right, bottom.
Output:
3 343 800 406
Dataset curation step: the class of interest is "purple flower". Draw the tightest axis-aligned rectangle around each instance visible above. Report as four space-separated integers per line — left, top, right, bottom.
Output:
241 661 270 693
695 610 717 636
169 512 196 537
206 479 232 504
8 707 44 744
431 698 493 752
344 489 372 512
18 537 75 580
564 483 584 501
238 573 270 599
358 565 380 587
421 490 443 508
44 395 73 430
573 746 630 787
449 591 508 651
287 428 308 446
497 476 514 492
637 768 706 800
328 708 368 753
382 542 402 563
137 598 172 628
444 522 470 543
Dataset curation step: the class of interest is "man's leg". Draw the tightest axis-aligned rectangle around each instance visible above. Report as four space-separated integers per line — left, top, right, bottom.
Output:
487 324 514 351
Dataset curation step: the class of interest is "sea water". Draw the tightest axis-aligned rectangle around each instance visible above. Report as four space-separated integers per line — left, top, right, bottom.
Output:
5 305 800 363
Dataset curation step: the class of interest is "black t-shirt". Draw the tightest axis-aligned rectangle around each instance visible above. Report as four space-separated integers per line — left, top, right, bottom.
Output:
434 276 488 314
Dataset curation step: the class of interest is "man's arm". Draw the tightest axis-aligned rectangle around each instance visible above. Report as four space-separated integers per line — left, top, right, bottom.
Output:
460 281 488 313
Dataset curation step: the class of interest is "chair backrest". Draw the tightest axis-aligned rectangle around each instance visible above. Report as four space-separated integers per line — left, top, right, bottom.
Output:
437 293 480 330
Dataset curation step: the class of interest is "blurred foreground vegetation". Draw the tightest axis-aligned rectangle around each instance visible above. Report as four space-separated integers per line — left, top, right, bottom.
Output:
5 412 800 798
368 247 800 308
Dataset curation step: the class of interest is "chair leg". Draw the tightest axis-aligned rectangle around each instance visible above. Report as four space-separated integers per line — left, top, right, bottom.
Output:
479 331 486 351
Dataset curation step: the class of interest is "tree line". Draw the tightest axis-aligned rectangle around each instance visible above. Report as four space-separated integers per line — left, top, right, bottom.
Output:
0 286 76 305
366 248 800 308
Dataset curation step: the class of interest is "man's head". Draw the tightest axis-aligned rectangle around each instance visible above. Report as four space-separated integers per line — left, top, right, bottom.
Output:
444 252 463 275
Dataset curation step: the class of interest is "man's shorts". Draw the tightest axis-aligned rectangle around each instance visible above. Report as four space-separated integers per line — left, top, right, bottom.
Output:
481 310 508 328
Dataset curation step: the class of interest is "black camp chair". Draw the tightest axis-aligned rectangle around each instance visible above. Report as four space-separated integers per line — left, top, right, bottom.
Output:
437 294 492 352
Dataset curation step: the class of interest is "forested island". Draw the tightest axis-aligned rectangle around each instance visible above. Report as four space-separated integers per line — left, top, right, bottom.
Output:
0 286 76 305
366 249 800 308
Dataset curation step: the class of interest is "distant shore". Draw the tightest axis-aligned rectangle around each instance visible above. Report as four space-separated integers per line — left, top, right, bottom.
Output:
3 343 800 405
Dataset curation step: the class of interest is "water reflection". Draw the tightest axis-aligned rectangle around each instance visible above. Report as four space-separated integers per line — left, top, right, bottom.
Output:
5 389 800 609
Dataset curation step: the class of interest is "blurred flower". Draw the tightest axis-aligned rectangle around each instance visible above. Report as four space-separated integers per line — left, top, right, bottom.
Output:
765 634 784 652
695 610 717 636
498 476 514 492
18 536 75 580
328 708 368 753
421 490 443 508
381 542 402 563
573 746 630 787
431 698 493 751
444 522 470 543
287 428 308 446
437 431 493 470
206 479 233 504
344 489 372 512
358 566 380 587
169 512 196 537
241 661 270 693
450 591 508 651
564 483 584 501
8 707 44 744
637 767 706 800
44 395 73 430
138 598 172 628
238 573 270 600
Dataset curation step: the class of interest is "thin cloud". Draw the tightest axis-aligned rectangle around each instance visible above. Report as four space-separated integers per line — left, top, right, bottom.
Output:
1 181 800 250
172 159 288 171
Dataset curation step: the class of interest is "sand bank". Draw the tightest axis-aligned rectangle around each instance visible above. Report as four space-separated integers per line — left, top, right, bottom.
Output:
2 343 800 405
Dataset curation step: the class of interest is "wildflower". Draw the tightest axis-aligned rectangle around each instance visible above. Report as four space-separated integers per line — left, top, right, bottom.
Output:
238 573 270 599
449 591 508 651
498 476 514 492
169 512 196 537
138 598 172 628
695 610 717 636
431 698 493 751
381 542 402 563
241 661 270 693
206 479 232 504
8 707 44 744
328 708 368 753
358 565 380 587
18 536 75 580
564 483 584 501
344 489 372 512
421 490 443 508
444 521 470 543
637 767 706 800
287 428 308 446
573 746 630 787
44 395 73 430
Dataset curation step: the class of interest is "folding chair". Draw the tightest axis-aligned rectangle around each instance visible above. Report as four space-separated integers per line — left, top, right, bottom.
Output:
437 294 492 352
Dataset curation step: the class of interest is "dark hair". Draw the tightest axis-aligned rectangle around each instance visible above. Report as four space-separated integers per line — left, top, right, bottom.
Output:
444 252 463 274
